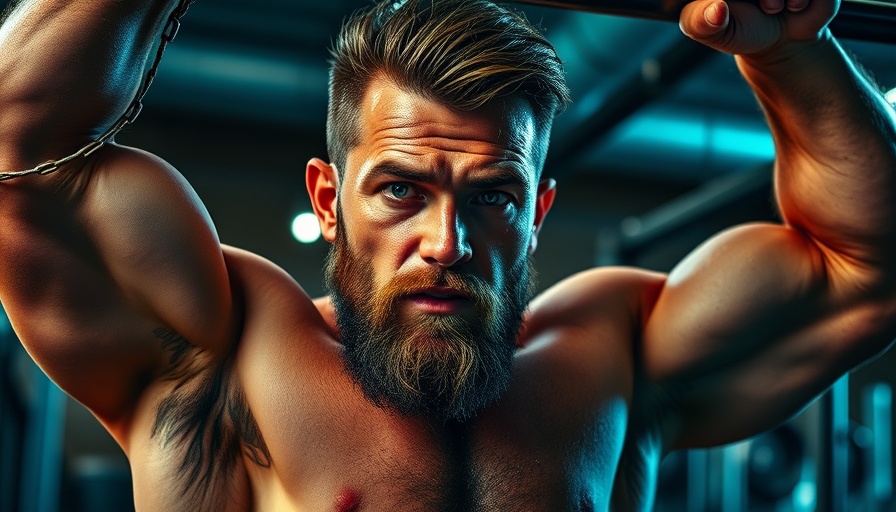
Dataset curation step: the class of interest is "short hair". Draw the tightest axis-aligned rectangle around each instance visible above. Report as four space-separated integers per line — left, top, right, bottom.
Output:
326 0 571 177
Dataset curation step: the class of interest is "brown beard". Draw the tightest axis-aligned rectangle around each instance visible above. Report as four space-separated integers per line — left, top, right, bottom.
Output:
325 214 535 421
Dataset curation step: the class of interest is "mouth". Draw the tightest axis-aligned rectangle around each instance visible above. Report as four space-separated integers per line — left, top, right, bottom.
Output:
404 287 473 315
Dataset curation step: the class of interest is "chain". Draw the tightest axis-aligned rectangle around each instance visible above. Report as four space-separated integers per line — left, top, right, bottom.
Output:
0 0 197 181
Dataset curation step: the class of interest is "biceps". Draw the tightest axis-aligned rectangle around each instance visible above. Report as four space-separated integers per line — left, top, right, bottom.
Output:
641 222 896 446
0 146 234 421
84 146 234 355
0 224 169 421
667 309 888 448
641 223 828 383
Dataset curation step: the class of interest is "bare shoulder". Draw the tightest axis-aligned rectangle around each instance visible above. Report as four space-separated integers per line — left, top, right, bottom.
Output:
511 267 668 405
221 245 321 316
221 245 334 355
524 266 667 340
79 143 234 353
80 143 214 231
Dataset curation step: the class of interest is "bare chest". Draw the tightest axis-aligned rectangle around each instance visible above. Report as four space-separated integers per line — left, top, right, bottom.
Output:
134 379 630 512
132 361 632 511
232 334 633 510
237 356 630 512
253 409 623 512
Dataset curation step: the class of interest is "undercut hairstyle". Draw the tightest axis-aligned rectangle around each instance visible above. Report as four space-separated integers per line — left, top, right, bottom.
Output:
326 0 571 176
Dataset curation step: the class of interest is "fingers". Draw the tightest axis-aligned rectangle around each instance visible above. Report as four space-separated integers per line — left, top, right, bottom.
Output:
785 0 811 12
760 0 784 14
680 0 826 54
760 0 811 14
679 0 730 39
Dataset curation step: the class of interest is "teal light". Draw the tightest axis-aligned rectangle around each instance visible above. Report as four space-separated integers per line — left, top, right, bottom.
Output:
793 481 816 511
615 110 775 161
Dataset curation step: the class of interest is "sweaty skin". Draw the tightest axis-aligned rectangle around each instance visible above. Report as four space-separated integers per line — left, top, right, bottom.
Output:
1 0 896 511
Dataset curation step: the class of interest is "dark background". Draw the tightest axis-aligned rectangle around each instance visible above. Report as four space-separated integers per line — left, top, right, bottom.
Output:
1 0 895 510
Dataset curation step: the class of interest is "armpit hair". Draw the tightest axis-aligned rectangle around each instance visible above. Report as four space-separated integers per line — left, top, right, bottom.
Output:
151 327 272 508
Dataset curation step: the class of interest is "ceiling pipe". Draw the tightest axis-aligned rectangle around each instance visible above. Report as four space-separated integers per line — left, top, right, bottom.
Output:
543 36 716 176
512 0 896 43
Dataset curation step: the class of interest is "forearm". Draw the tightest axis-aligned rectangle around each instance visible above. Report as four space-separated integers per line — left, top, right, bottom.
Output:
0 0 181 170
737 32 896 265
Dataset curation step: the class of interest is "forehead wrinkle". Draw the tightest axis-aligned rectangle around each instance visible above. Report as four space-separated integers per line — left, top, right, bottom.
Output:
367 124 533 164
372 120 516 144
355 78 540 180
378 138 528 162
364 106 533 158
359 152 533 192
360 150 523 185
359 132 536 188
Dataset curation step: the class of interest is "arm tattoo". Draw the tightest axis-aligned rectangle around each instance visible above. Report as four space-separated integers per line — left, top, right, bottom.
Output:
151 327 272 507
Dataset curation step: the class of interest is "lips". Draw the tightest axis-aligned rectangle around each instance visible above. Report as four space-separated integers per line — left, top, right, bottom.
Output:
404 287 472 314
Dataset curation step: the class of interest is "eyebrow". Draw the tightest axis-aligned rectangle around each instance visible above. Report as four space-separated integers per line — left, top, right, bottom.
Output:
364 162 530 189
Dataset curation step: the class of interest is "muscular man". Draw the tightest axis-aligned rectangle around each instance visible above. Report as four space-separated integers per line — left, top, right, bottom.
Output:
1 0 895 510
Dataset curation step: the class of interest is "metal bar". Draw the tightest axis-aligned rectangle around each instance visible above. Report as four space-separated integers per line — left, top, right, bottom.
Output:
686 450 708 512
832 0 896 43
817 375 850 512
513 0 896 43
720 443 748 512
863 383 893 512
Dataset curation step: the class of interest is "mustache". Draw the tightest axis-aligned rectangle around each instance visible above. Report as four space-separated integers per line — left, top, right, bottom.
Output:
370 267 494 326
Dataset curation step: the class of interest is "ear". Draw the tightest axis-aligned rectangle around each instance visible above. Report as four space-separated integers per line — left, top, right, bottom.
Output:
306 157 339 242
529 178 556 255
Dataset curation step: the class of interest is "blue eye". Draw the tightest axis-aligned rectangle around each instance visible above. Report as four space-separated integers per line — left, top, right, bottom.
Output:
387 183 413 199
475 191 511 207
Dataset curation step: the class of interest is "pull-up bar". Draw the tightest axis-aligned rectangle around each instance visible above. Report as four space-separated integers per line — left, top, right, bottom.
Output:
512 0 896 43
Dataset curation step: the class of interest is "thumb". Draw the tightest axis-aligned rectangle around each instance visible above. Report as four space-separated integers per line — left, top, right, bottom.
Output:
679 0 729 41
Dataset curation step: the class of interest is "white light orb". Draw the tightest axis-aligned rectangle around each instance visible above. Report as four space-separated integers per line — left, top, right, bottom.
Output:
291 212 321 244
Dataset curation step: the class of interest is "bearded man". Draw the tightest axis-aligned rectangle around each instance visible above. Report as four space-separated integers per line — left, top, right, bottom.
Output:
1 0 895 510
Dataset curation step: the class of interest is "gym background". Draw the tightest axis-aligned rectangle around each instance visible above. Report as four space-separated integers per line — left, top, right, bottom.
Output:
1 0 894 510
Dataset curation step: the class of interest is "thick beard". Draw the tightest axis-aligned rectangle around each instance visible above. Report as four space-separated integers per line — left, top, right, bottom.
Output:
325 215 535 421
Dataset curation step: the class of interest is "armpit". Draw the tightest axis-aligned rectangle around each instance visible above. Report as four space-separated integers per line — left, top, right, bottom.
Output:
151 327 271 508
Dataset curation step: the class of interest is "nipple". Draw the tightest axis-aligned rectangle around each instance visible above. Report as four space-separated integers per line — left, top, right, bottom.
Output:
335 489 361 512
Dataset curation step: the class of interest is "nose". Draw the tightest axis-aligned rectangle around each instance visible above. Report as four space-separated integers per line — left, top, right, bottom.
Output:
418 199 472 268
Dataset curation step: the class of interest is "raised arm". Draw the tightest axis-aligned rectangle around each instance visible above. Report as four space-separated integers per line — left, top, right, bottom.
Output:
0 1 235 441
0 0 183 169
641 0 896 448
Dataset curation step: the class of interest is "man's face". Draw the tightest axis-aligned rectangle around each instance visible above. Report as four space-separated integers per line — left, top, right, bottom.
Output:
317 75 554 420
